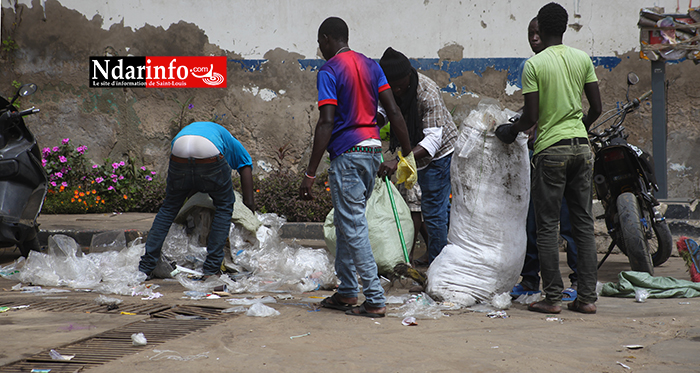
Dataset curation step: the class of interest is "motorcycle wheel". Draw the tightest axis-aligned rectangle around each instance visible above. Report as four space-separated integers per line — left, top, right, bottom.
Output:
649 216 673 267
616 192 654 275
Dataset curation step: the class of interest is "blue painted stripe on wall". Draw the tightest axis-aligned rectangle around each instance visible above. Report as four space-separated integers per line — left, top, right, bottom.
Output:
231 56 622 91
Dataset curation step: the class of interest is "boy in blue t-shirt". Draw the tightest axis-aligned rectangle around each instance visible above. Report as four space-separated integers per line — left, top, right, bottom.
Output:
300 17 412 318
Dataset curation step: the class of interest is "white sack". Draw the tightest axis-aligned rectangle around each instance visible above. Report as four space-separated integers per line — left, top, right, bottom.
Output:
426 100 529 306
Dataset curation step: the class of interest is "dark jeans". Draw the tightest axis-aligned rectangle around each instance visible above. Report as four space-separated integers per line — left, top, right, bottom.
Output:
418 154 452 263
139 156 234 276
531 143 597 304
520 196 579 290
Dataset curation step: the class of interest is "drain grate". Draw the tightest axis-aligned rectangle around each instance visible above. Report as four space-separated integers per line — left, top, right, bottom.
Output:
0 304 232 372
0 299 172 316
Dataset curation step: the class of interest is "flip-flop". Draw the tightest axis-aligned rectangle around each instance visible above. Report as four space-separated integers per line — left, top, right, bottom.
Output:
510 283 541 298
562 287 578 302
320 293 356 312
345 302 386 318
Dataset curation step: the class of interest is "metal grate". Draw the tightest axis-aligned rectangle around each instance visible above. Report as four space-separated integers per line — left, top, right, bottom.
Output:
0 304 232 372
0 299 172 316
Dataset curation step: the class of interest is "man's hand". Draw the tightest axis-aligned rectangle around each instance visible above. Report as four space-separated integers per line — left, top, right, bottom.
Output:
299 175 315 200
495 123 518 144
377 159 398 179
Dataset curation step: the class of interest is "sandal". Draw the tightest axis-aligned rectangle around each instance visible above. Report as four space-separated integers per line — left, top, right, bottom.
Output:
345 302 386 318
320 293 357 312
562 287 578 302
567 299 596 314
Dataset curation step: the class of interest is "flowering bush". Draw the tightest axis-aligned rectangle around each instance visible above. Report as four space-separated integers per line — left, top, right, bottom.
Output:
42 138 166 213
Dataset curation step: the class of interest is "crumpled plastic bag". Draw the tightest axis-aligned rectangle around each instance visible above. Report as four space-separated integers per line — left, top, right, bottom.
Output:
246 302 280 317
395 150 417 189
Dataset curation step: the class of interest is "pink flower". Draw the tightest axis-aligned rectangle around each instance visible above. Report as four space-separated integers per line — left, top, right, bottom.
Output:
54 172 63 178
50 181 56 187
59 156 67 163
140 166 146 171
119 161 125 166
107 186 114 191
95 177 104 183
118 175 124 180
42 159 47 167
151 171 157 175
76 145 87 154
92 164 99 169
62 138 70 145
145 176 152 181
61 182 68 187
112 162 119 170
52 146 59 152
42 147 51 156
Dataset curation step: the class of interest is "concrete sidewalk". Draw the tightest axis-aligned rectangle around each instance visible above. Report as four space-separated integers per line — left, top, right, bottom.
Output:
36 213 327 249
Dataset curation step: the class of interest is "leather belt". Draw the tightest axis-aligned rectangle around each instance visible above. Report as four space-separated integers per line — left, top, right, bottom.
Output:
170 154 223 164
552 137 589 147
344 146 382 154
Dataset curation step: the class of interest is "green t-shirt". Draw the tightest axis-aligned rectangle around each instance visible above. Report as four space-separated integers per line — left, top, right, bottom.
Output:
522 44 598 154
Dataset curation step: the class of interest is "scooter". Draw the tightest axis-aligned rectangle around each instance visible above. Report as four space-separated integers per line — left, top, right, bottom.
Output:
588 72 673 275
0 83 45 257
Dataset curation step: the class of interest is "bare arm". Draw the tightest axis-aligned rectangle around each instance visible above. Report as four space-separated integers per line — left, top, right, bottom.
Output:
582 81 602 130
238 165 255 211
299 104 335 200
512 92 539 133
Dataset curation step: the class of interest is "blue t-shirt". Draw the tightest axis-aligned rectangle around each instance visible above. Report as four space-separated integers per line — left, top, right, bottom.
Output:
317 50 389 159
172 122 253 172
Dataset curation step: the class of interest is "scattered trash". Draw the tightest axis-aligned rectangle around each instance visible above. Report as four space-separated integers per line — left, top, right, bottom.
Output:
387 293 445 319
221 306 247 314
487 310 508 319
30 369 51 373
401 317 418 326
120 311 137 315
227 296 277 306
246 302 280 317
514 292 541 304
206 294 221 299
545 316 560 322
149 349 209 361
289 332 311 339
48 349 74 361
175 315 208 320
0 257 24 281
679 302 691 305
468 303 495 313
623 344 644 349
183 290 208 299
635 288 650 303
490 293 511 310
616 361 631 369
0 306 9 313
275 293 294 300
386 294 411 304
94 294 123 306
12 305 30 310
131 332 148 346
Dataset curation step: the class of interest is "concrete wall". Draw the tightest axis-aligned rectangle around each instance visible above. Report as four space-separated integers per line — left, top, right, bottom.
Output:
1 0 699 198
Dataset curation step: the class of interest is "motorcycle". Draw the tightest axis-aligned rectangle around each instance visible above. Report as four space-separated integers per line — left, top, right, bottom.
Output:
0 83 45 257
588 72 673 275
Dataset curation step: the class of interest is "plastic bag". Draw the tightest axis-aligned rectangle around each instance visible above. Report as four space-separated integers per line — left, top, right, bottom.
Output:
90 230 126 253
387 293 445 320
426 100 529 307
131 332 148 346
246 302 280 317
324 177 413 275
396 151 417 189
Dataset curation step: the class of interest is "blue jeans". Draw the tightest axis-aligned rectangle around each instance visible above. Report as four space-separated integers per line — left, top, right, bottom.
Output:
418 154 452 263
328 151 385 307
532 143 597 305
520 196 579 290
139 156 234 276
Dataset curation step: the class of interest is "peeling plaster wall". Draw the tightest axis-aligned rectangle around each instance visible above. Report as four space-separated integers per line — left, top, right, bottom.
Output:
1 0 699 198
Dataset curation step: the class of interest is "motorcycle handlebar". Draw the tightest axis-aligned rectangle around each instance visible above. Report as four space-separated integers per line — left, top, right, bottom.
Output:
6 107 39 119
638 90 653 102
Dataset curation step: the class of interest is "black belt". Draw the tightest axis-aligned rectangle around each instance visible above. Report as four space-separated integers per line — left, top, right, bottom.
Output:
170 154 223 164
344 146 382 154
552 137 589 147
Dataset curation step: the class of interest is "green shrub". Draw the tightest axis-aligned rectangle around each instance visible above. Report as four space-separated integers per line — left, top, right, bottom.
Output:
252 171 332 222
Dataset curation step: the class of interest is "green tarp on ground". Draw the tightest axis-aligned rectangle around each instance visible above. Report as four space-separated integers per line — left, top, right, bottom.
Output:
601 271 700 298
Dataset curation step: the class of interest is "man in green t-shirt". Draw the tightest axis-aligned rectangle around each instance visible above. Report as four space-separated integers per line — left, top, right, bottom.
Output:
496 2 602 314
